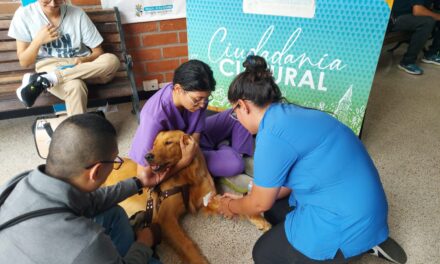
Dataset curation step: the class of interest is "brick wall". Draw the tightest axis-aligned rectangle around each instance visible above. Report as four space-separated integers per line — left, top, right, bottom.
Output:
71 0 189 88
1 0 189 89
123 19 188 88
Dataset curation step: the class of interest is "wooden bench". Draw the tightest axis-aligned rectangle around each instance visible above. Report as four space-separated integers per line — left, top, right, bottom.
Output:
382 14 412 52
383 31 412 52
0 7 140 121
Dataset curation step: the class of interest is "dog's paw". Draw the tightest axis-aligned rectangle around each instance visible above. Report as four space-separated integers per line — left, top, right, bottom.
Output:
248 216 272 232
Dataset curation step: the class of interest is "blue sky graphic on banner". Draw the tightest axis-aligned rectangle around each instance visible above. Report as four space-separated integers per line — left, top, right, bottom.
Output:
187 0 392 134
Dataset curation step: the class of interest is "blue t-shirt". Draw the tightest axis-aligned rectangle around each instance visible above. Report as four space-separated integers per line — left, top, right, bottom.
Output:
254 103 389 260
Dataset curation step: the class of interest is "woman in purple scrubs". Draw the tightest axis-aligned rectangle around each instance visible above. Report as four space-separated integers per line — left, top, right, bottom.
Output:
129 60 253 182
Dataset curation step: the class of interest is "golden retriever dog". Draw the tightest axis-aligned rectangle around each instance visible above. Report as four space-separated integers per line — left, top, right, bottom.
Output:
106 130 270 264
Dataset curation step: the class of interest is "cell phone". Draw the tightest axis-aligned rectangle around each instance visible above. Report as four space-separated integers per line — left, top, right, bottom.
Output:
57 64 75 70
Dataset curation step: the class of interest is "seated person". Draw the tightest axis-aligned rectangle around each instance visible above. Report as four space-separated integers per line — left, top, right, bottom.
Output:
129 59 254 182
392 0 440 75
0 114 161 263
8 0 120 115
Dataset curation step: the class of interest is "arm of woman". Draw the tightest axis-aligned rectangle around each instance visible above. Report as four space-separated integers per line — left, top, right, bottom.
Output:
191 132 201 144
164 134 198 176
220 185 281 217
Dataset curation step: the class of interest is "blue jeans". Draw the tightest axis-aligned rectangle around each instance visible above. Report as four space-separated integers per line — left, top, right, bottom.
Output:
94 206 161 264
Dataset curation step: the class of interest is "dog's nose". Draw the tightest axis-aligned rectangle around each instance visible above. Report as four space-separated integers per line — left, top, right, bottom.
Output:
145 153 154 162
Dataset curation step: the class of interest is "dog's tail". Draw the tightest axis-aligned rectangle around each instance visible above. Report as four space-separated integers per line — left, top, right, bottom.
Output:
161 216 209 264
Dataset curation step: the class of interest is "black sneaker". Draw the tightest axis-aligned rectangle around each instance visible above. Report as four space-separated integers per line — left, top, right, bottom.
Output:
16 72 52 108
369 237 407 264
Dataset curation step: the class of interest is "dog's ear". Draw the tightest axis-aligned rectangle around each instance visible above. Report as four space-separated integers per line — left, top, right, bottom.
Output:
182 134 190 145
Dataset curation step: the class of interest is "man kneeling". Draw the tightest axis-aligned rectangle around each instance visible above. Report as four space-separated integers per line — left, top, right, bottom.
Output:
0 114 160 264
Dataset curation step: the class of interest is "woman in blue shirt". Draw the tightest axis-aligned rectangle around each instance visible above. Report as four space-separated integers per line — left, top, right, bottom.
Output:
218 56 407 264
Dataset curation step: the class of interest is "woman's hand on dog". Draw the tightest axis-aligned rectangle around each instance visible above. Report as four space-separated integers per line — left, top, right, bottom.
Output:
219 193 242 219
180 135 198 167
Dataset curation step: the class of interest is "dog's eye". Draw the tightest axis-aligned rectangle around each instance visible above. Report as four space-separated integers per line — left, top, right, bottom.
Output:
165 141 172 145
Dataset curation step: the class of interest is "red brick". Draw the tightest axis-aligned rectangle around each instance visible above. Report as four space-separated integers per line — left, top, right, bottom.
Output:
145 59 180 73
142 33 178 46
179 32 188 43
132 62 145 76
163 45 188 58
72 0 101 5
123 22 158 34
135 76 144 88
164 72 174 83
125 36 141 49
146 73 165 84
130 48 162 61
160 19 187 31
180 57 189 64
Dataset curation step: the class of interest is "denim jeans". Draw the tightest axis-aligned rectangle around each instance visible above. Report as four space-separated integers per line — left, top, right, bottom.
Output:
94 206 161 264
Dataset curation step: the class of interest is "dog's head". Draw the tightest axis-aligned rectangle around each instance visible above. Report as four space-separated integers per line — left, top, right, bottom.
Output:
145 130 190 173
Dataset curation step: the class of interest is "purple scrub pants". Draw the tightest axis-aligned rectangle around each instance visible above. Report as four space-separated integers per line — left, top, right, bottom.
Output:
200 109 254 177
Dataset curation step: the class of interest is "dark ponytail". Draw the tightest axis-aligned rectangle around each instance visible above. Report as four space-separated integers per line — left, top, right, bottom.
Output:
228 55 283 107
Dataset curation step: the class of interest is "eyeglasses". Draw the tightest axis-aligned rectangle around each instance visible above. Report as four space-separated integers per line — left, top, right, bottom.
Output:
40 0 65 4
85 156 124 170
229 104 240 120
185 91 213 106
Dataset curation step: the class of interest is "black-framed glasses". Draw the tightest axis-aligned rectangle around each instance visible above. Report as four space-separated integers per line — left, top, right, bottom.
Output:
40 0 65 4
184 91 213 106
85 156 124 170
229 104 240 120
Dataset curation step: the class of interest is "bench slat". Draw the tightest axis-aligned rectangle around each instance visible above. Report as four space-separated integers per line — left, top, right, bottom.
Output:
95 23 119 33
0 61 22 73
0 51 18 62
102 43 122 53
102 33 121 43
383 31 411 45
0 29 9 41
0 18 12 30
0 41 16 52
89 13 117 23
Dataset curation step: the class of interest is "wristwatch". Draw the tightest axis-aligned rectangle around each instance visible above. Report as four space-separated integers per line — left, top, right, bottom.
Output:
132 177 144 195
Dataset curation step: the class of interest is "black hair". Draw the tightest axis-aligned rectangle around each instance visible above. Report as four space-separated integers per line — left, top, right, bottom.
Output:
46 113 117 179
228 55 283 107
173 59 216 92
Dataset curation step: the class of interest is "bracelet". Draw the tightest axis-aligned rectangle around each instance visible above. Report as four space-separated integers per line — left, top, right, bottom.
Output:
227 198 234 214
